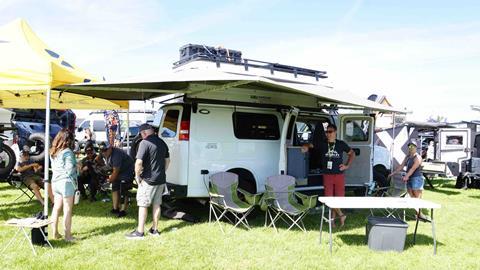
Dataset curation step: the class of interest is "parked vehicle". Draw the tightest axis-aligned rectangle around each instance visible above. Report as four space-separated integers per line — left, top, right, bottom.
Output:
59 44 405 198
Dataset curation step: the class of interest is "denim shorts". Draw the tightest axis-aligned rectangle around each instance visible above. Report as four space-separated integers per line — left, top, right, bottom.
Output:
52 180 76 197
407 176 424 190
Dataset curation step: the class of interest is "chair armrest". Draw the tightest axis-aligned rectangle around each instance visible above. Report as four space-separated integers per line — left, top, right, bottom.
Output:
295 192 318 208
238 188 263 205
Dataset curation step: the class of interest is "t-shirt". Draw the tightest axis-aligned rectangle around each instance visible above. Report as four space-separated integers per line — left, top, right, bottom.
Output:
323 139 352 174
107 148 134 182
16 160 34 177
136 135 170 185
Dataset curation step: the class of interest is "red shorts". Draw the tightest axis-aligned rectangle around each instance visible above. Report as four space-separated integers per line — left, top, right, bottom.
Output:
323 174 345 197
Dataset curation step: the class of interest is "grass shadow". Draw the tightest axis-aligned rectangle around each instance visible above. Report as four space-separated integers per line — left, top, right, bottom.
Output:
469 195 480 199
337 233 444 249
424 187 461 196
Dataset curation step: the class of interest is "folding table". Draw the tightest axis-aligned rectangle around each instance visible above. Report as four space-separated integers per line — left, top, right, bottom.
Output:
318 197 441 254
2 218 53 256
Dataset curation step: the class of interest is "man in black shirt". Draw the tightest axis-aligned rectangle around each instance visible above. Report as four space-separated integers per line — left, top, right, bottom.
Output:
126 124 170 239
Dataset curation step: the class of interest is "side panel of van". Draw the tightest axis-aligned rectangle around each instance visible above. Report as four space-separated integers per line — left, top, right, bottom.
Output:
187 104 282 197
339 115 374 186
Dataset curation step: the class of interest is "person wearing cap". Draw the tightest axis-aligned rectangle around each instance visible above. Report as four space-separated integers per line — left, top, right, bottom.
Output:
77 145 101 201
126 124 170 239
98 142 135 217
389 141 429 221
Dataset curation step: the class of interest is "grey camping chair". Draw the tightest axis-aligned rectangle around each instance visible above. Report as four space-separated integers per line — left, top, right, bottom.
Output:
205 172 262 233
370 172 409 219
263 175 317 232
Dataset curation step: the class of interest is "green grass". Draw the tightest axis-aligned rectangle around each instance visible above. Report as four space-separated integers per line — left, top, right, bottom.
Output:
1 179 480 270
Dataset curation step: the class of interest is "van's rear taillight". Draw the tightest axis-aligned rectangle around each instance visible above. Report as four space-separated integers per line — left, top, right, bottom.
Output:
179 120 190 141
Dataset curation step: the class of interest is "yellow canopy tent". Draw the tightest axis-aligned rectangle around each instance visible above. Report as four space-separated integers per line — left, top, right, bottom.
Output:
0 18 129 219
0 18 128 109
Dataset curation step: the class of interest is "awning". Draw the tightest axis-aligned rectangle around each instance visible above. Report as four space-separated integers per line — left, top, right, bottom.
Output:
58 69 406 113
0 18 128 109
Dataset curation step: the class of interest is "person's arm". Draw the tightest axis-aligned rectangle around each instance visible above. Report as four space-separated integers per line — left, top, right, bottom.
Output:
405 155 422 179
108 167 121 183
135 159 143 183
64 151 78 180
15 163 35 173
165 158 170 171
389 156 408 177
339 149 355 171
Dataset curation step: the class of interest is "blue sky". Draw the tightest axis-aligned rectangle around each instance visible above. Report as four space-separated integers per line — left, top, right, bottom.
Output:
1 0 480 121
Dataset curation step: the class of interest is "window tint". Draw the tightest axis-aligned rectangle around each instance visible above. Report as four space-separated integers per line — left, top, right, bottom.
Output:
343 119 370 142
80 121 90 129
161 110 180 138
93 120 105 132
232 112 280 140
446 135 463 145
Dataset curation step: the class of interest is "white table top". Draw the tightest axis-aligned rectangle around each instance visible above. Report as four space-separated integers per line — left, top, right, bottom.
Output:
318 197 441 209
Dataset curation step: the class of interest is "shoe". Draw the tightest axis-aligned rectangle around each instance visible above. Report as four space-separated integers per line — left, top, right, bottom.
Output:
110 209 119 214
125 230 144 240
117 210 127 218
148 228 160 236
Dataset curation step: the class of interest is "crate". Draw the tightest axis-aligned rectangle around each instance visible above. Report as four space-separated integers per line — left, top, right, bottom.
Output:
366 216 408 252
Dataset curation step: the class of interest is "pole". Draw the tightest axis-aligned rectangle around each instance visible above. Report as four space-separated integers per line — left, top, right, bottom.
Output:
126 109 130 152
391 113 396 170
44 88 51 221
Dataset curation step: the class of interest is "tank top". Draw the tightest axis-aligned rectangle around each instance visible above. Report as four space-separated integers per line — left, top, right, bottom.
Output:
406 153 422 177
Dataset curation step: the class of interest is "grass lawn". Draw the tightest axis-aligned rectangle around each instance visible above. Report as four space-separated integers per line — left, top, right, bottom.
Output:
1 179 479 270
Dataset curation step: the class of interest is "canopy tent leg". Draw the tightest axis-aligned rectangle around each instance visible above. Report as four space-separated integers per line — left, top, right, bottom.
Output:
44 88 51 222
126 110 130 153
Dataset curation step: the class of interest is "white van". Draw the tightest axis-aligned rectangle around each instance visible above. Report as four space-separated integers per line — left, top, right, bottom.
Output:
60 44 404 198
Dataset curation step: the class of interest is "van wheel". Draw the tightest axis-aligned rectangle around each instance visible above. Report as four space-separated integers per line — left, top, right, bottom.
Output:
28 133 49 162
0 144 16 180
373 165 389 188
227 168 257 194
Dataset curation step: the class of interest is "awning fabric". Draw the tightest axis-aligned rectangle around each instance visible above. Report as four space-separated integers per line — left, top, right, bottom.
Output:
0 18 128 109
59 69 405 113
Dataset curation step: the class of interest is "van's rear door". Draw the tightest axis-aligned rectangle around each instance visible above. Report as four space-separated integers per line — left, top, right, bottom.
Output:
438 128 471 176
279 107 299 175
339 115 374 187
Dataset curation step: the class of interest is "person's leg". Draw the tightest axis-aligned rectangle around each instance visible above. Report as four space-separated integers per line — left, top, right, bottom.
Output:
151 185 163 231
30 183 45 205
112 191 119 210
137 207 148 234
78 175 87 198
152 204 161 231
323 175 336 226
51 193 63 239
63 196 74 240
334 174 346 226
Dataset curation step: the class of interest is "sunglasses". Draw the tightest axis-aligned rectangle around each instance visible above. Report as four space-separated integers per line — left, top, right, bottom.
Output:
408 145 416 149
325 130 335 134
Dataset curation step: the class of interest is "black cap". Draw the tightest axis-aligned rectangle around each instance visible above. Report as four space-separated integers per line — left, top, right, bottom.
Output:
138 123 153 132
98 142 109 152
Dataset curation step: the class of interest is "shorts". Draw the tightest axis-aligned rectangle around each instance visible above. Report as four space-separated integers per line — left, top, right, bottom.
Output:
136 181 165 208
407 176 424 190
323 174 345 197
23 175 43 188
112 178 133 192
52 180 76 197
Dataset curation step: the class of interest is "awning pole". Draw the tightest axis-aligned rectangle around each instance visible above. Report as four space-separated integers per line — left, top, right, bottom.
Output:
126 109 130 152
44 88 51 221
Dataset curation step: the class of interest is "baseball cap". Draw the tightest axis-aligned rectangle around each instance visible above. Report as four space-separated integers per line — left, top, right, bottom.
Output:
138 123 153 132
97 142 109 152
407 141 418 148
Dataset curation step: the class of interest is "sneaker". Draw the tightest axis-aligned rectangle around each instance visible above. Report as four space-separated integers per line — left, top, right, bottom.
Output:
148 228 160 236
117 210 127 218
110 209 119 215
125 230 144 240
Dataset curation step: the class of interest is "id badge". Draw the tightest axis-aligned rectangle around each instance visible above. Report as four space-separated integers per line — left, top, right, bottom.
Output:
327 161 333 170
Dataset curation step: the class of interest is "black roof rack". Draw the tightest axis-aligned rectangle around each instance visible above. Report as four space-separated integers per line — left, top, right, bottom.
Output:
173 44 328 81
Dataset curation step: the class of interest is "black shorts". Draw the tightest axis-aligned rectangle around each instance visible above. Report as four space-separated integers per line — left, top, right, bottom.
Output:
112 179 133 192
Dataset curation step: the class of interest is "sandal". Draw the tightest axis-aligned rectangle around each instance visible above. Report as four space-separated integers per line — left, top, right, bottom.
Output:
339 215 347 227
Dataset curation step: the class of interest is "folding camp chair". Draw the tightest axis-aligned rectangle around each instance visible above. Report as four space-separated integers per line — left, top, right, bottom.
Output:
5 170 35 204
263 175 317 232
205 172 262 233
370 173 408 219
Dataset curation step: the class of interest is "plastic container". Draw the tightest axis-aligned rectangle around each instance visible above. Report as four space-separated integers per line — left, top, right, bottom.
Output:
366 216 408 252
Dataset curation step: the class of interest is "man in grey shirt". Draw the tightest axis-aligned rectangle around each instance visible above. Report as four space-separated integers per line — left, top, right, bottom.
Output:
126 124 170 239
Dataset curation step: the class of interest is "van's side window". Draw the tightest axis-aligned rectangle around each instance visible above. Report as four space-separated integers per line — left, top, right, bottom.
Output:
80 121 90 130
343 119 370 142
161 110 180 138
232 112 280 140
93 120 104 132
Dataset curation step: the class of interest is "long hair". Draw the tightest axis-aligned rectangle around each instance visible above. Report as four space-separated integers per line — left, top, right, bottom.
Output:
50 128 75 158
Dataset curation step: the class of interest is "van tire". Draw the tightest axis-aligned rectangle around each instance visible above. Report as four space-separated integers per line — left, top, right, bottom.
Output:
227 168 257 194
373 165 389 188
28 133 50 162
0 144 16 180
